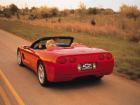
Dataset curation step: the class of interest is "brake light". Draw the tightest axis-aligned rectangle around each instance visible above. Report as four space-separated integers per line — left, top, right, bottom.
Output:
57 57 67 64
106 53 112 60
98 54 105 60
69 57 76 63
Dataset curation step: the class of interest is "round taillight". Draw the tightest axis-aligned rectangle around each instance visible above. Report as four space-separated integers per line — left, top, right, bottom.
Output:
98 54 105 60
106 53 112 60
57 57 67 64
69 57 76 63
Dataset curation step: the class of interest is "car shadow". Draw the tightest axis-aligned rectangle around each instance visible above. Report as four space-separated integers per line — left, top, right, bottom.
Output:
46 76 104 90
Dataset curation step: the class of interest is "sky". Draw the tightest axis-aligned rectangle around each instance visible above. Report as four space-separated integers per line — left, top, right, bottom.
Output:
0 0 140 11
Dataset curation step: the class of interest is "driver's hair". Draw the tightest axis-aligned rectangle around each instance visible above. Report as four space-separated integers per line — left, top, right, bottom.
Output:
46 39 56 48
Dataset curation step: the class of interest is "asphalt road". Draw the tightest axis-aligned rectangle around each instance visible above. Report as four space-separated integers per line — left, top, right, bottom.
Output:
0 29 140 105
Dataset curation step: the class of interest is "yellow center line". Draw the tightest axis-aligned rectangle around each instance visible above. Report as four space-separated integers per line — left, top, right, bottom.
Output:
0 85 11 105
0 69 25 105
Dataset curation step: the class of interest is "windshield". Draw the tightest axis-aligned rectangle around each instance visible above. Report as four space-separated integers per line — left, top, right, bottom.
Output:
31 37 74 49
55 38 72 47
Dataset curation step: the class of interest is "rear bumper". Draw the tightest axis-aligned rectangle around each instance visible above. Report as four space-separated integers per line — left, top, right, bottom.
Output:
44 60 114 82
50 70 112 82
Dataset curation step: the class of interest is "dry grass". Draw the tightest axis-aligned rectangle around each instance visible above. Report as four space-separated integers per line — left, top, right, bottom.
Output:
31 19 119 34
13 14 140 41
1 14 140 41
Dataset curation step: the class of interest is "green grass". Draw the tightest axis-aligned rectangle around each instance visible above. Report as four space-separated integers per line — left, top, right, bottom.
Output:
0 19 140 80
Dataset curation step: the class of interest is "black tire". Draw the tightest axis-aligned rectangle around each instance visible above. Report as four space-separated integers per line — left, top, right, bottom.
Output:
37 62 49 86
17 50 24 66
95 75 104 80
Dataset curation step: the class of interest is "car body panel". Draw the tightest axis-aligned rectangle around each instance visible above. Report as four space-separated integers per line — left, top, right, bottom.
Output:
17 37 114 82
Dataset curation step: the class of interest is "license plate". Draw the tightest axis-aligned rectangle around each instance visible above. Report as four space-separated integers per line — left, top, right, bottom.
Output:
79 63 96 71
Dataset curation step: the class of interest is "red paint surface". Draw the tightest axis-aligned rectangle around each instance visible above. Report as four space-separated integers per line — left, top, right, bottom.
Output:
18 45 114 82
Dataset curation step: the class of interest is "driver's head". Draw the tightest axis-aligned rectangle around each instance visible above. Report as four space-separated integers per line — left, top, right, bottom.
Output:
46 39 56 48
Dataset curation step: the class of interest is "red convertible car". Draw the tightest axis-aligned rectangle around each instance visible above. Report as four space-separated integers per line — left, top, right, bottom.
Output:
17 36 114 86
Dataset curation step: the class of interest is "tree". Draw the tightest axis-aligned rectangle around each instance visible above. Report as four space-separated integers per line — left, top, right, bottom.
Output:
3 7 12 18
120 4 140 21
60 9 70 16
21 7 30 15
102 8 114 15
70 9 75 14
38 6 51 18
28 7 38 19
0 5 3 15
9 4 19 15
78 2 86 16
88 8 98 15
50 7 59 16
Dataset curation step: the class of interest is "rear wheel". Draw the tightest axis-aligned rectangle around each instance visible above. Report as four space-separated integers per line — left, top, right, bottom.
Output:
17 50 24 66
37 62 49 86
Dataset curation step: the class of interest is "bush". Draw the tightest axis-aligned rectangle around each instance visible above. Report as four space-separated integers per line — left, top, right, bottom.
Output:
3 8 12 18
120 5 140 21
70 9 75 14
41 12 51 18
91 19 96 26
129 35 140 43
60 9 70 16
58 18 61 23
88 8 98 15
87 8 114 15
20 7 30 15
29 14 38 20
102 8 114 15
31 7 59 18
50 7 59 17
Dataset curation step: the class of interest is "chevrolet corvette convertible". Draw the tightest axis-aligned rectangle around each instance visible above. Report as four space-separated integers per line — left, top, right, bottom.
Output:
17 36 114 86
